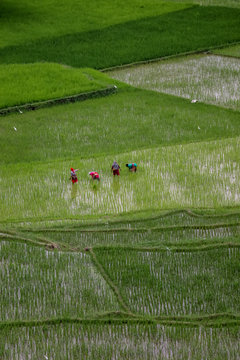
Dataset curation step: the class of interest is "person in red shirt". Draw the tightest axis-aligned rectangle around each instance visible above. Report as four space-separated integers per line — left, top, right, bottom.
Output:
70 168 79 184
111 161 121 176
89 171 100 181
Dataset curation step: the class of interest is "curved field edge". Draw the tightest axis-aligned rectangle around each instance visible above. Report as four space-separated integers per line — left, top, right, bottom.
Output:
0 6 239 69
0 64 120 110
0 313 240 329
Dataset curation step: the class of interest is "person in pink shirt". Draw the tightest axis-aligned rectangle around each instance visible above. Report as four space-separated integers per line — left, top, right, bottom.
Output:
89 171 100 181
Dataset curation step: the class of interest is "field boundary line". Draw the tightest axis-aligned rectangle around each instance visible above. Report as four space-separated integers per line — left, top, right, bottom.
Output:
0 231 58 249
101 41 240 72
3 208 240 227
0 86 117 116
93 242 240 253
89 249 133 315
207 52 240 61
1 313 239 330
26 221 240 234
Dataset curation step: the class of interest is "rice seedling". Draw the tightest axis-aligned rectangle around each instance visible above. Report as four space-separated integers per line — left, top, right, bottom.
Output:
0 241 120 321
109 54 240 110
0 64 119 109
94 247 240 316
1 137 239 222
1 323 239 360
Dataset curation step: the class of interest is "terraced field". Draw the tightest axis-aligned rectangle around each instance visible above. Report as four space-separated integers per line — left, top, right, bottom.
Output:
0 0 239 358
109 54 240 110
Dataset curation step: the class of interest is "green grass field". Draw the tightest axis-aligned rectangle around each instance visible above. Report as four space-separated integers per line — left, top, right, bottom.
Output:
1 87 240 164
0 64 119 109
1 0 240 358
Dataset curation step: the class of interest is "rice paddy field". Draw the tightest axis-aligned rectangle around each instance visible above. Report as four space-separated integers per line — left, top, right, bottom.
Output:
109 54 240 110
0 0 240 358
1 324 240 360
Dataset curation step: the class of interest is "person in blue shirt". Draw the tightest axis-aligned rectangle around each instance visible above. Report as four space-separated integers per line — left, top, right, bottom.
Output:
126 163 137 172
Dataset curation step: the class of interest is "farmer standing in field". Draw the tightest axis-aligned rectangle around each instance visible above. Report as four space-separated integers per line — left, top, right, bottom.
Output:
112 161 121 176
126 163 137 172
89 171 100 181
70 168 79 184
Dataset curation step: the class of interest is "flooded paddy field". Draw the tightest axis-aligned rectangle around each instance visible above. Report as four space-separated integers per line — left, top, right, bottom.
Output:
95 247 240 316
1 1 240 357
109 55 240 110
1 323 239 360
1 137 239 222
0 241 120 321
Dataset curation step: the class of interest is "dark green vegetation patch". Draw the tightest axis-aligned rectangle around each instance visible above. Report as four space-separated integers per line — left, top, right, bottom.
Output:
0 6 239 69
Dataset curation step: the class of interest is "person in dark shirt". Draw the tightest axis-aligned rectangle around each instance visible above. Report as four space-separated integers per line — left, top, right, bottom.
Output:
111 161 121 176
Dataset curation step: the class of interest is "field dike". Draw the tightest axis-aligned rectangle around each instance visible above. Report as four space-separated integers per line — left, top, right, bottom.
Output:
0 85 117 116
1 209 239 332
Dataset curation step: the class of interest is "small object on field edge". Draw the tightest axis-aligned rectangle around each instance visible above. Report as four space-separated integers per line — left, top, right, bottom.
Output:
191 99 198 103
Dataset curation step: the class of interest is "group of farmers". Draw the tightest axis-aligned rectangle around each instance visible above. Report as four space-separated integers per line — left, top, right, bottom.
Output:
70 161 137 184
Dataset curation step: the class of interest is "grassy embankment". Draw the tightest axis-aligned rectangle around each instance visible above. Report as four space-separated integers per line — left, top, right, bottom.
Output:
0 64 120 109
